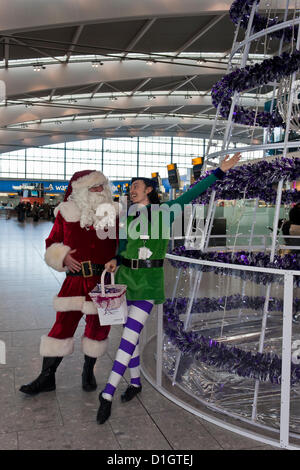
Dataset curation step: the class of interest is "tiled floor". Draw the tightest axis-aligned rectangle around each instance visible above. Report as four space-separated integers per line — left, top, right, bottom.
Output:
0 217 277 450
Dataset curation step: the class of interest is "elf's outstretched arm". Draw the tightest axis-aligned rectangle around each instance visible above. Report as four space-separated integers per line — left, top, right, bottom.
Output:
166 152 241 210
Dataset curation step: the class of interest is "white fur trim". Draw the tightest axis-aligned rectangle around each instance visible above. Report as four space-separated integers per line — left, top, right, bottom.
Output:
82 300 98 315
72 171 108 191
54 201 81 222
44 243 71 272
53 295 85 312
81 336 108 358
40 335 74 357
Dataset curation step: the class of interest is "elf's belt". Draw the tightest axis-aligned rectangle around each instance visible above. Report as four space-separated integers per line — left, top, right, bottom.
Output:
66 261 104 278
122 258 164 269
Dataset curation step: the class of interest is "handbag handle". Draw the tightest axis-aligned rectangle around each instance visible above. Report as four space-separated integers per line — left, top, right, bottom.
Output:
100 269 115 295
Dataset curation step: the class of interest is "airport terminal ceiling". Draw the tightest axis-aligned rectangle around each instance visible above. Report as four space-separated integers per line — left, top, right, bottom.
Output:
0 0 294 154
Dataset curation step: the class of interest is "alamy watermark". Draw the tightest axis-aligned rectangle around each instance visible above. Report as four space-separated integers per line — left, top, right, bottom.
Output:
292 340 300 365
0 80 5 103
95 196 204 243
0 340 6 365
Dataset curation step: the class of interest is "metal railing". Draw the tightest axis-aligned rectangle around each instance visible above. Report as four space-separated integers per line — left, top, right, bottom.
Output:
141 253 300 450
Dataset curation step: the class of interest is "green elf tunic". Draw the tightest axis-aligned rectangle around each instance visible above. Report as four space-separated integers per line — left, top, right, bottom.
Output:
115 169 224 304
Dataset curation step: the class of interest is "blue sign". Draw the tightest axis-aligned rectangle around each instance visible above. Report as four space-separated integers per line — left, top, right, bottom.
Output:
0 176 189 195
0 179 68 194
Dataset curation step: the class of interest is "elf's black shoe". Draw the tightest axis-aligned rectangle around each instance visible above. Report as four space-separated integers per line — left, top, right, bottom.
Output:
96 393 112 424
82 355 97 391
121 385 142 403
19 357 63 395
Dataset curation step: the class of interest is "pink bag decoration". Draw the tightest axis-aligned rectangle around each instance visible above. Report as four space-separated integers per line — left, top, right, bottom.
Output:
89 270 128 325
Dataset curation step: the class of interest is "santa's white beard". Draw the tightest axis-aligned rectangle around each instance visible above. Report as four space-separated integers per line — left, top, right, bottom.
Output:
69 186 117 229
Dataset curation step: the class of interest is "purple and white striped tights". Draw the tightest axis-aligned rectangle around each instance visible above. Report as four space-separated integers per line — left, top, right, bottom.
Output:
102 300 154 401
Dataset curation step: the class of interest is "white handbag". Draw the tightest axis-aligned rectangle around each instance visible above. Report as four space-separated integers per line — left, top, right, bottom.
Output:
89 270 128 326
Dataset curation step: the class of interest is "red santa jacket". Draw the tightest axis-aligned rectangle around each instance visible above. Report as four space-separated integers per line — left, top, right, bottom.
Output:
44 200 118 315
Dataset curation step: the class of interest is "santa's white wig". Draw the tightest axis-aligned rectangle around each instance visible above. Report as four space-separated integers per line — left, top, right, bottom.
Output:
65 170 119 229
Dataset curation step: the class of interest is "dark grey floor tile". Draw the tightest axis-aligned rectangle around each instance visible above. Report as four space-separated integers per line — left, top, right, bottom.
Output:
150 408 222 450
18 421 120 450
0 394 63 433
200 420 278 450
0 431 18 450
109 414 172 450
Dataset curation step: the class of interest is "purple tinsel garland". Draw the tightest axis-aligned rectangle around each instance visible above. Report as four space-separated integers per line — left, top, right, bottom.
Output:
163 297 300 385
229 0 296 43
211 50 300 128
192 157 300 204
212 0 300 127
164 295 300 315
169 247 300 287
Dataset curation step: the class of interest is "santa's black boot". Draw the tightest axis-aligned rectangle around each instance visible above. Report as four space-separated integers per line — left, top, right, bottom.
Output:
82 355 97 391
19 357 63 395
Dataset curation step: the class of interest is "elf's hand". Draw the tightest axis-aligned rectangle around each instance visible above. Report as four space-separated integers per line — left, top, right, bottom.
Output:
220 152 241 172
105 259 117 273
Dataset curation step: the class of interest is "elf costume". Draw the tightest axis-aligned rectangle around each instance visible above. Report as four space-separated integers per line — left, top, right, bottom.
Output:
97 168 225 423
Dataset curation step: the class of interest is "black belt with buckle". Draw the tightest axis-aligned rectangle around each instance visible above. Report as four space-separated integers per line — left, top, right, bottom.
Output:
66 261 104 278
122 258 164 269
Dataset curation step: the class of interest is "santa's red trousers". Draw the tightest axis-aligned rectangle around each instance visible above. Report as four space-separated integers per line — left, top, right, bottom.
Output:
47 275 110 342
48 310 110 341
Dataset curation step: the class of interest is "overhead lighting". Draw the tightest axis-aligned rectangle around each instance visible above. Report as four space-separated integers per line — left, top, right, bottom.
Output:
92 61 104 68
33 63 46 71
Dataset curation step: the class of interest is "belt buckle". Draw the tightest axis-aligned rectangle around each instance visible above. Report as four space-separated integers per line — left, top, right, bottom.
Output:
81 260 93 278
131 259 139 270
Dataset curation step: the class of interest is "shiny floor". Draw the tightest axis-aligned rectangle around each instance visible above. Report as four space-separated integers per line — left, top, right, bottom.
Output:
0 217 276 450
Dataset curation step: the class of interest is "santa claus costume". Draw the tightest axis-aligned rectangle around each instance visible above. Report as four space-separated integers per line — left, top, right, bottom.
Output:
20 169 119 395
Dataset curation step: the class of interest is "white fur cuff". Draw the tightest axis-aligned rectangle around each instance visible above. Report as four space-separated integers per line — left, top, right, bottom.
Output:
81 336 108 358
44 243 71 272
53 296 97 314
82 300 98 315
40 335 74 357
53 295 85 312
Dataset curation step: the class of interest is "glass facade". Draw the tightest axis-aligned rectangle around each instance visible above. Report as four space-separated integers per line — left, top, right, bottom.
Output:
0 136 259 181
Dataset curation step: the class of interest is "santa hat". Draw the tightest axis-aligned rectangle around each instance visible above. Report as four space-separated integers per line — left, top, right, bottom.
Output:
64 170 108 201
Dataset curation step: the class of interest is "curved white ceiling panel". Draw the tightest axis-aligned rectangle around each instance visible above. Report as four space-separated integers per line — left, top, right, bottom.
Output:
1 60 224 97
0 0 233 33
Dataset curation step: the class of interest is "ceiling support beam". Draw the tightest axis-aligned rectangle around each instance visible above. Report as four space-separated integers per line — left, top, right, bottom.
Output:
90 82 104 98
9 35 64 64
173 14 226 56
48 88 56 101
123 18 157 56
165 123 178 130
136 106 150 116
4 38 9 69
130 78 151 96
168 75 198 95
164 105 184 117
65 25 84 63
188 123 206 132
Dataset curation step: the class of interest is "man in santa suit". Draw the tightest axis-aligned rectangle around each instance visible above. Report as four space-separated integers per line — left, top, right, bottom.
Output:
20 169 119 395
